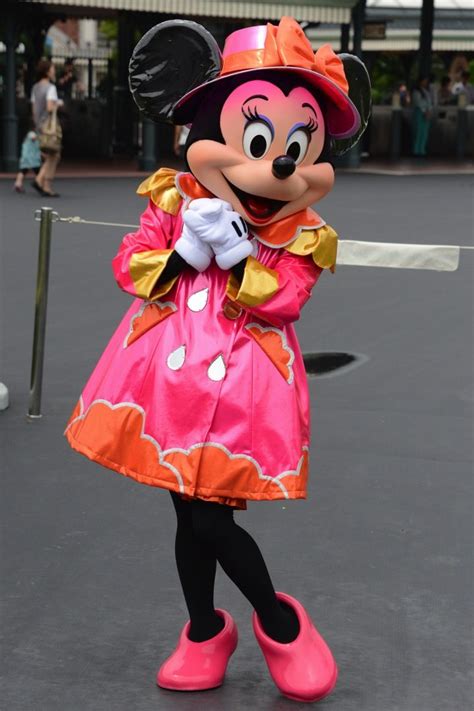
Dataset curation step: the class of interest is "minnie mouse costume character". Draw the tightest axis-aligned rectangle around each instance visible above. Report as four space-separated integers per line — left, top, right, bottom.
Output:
66 17 370 703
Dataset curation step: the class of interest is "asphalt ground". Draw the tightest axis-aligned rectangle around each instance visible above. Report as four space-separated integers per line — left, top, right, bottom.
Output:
1 173 473 711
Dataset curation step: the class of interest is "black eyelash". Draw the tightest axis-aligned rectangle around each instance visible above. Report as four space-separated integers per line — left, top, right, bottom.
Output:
304 117 318 134
241 105 263 122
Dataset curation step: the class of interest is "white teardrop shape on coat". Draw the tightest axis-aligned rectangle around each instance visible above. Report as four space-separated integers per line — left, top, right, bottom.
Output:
167 345 186 371
187 288 209 312
207 354 226 382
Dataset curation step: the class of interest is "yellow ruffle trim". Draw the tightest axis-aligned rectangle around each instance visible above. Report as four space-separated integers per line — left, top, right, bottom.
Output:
136 167 182 216
285 224 338 273
129 248 178 300
226 256 279 308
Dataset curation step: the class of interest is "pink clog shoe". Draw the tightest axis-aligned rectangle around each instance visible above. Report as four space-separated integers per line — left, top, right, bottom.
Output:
253 592 338 703
157 609 238 691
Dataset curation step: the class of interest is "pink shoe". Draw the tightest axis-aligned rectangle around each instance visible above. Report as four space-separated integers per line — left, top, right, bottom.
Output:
253 592 338 703
157 609 238 691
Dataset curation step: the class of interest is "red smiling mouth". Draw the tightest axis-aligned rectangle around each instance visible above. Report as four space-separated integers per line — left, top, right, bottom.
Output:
224 179 288 223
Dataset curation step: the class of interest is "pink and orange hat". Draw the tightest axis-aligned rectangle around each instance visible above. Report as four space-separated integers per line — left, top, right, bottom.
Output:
174 17 360 139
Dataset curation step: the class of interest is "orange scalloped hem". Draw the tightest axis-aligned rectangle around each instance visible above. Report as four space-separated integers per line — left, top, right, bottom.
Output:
65 399 309 510
66 429 309 510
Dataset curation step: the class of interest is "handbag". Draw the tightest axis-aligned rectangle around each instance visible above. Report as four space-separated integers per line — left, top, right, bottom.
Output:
39 107 62 154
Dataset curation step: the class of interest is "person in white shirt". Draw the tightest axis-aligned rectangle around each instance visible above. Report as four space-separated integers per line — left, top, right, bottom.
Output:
31 59 63 197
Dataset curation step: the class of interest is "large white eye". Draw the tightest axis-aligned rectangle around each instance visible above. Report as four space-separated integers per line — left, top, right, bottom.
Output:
243 121 273 160
285 129 310 165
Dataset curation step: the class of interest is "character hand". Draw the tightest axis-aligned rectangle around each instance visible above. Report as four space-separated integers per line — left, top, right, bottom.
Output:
184 198 256 270
174 219 214 273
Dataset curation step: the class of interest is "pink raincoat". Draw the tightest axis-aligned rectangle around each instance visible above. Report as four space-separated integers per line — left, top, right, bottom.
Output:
66 171 337 508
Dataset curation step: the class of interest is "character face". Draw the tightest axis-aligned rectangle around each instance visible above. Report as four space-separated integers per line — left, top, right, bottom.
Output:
186 79 334 226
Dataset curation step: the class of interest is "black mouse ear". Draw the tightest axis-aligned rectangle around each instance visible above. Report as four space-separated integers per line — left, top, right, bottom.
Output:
332 54 371 156
129 20 222 123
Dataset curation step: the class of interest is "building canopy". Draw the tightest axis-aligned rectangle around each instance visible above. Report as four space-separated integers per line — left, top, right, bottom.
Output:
367 1 472 7
20 0 356 24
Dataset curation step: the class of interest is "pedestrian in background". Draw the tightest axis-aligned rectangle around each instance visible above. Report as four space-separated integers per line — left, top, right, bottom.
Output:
31 58 62 197
13 118 41 193
412 76 433 157
57 58 77 151
57 58 77 101
397 81 411 107
453 70 474 105
438 76 454 106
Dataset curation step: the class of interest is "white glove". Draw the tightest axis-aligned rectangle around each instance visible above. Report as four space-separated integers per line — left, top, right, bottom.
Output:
183 198 256 270
174 221 213 273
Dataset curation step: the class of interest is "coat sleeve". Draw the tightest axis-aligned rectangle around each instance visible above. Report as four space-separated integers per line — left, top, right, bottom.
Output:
112 199 183 300
226 251 323 329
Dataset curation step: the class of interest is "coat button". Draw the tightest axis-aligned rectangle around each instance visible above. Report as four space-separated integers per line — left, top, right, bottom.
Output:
223 300 243 320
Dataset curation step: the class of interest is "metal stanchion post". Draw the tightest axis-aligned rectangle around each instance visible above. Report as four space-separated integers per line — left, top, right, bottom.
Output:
28 207 56 419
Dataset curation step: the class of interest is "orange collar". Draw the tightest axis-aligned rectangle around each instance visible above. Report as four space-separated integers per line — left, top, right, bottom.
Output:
176 172 324 248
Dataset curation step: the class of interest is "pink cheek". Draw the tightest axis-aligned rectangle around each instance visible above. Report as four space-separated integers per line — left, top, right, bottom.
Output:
187 142 225 178
310 164 334 194
186 143 204 171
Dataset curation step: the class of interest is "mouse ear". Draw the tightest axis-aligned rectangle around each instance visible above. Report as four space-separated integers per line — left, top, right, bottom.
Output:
129 20 222 123
332 54 371 156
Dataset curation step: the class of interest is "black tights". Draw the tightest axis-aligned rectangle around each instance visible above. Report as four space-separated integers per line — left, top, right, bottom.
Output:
170 492 299 644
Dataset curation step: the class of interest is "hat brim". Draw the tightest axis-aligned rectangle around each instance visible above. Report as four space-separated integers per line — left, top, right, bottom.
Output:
173 65 360 139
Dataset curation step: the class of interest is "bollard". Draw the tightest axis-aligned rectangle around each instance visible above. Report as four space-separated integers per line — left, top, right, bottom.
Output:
455 105 468 161
139 116 157 172
390 103 402 163
0 382 9 411
28 207 55 418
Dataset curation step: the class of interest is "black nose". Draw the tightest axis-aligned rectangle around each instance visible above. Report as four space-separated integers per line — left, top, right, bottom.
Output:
272 155 296 179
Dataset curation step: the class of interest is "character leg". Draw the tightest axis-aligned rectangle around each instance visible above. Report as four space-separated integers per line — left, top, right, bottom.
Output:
156 492 238 691
169 491 223 642
190 499 299 644
190 499 337 703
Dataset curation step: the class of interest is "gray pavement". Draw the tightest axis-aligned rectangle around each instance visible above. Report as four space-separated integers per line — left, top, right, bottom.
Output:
1 173 473 711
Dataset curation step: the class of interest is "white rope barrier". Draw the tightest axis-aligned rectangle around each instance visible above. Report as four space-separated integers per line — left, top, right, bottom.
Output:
336 241 469 272
58 216 141 229
36 210 473 272
27 206 472 416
